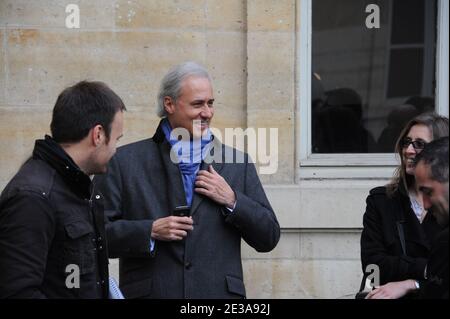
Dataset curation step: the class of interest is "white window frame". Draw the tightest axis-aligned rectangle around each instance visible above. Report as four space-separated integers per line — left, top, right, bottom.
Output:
297 0 449 179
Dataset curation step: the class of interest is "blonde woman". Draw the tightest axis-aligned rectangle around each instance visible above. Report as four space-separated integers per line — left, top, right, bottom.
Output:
360 113 448 299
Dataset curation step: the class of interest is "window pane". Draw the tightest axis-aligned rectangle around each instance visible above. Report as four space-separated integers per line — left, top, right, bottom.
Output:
312 0 437 154
391 0 425 44
387 48 424 98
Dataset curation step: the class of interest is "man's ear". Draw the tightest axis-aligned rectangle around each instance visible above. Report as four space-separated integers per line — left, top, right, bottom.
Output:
91 124 105 147
164 96 176 115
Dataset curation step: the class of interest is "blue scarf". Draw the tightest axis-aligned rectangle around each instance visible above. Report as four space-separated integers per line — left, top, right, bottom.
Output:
161 119 213 206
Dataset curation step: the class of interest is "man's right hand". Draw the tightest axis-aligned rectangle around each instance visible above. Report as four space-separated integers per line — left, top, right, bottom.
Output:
151 216 194 241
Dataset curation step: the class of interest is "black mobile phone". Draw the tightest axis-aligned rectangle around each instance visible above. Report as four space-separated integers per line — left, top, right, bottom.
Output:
173 205 191 217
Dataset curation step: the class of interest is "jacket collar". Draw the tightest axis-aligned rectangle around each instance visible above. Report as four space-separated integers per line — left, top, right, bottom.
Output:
152 120 166 144
152 119 225 216
152 118 223 166
33 135 92 199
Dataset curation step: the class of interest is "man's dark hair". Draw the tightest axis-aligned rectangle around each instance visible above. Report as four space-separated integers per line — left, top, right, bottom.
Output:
415 136 449 183
50 81 126 143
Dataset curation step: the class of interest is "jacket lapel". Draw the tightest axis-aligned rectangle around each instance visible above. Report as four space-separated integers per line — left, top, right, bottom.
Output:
154 120 226 216
190 137 224 217
153 121 188 212
160 141 189 212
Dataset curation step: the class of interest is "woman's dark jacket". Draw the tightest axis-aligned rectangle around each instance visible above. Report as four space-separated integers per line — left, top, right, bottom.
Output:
361 186 443 285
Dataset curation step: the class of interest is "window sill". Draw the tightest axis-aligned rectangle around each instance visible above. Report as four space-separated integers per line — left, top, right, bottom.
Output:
300 153 398 167
297 154 398 179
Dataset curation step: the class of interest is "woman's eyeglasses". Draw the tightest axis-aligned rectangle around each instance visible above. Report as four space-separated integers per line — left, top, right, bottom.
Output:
400 138 427 151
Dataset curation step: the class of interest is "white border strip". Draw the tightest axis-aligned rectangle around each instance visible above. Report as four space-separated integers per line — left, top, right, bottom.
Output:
437 0 449 117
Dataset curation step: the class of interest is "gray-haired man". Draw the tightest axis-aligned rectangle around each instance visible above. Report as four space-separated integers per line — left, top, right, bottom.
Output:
96 61 280 299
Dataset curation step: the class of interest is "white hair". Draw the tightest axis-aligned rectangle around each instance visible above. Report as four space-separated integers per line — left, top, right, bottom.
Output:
157 61 211 117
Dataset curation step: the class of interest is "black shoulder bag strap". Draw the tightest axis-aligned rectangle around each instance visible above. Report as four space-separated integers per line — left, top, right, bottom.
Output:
396 220 407 256
395 195 408 256
358 272 367 291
